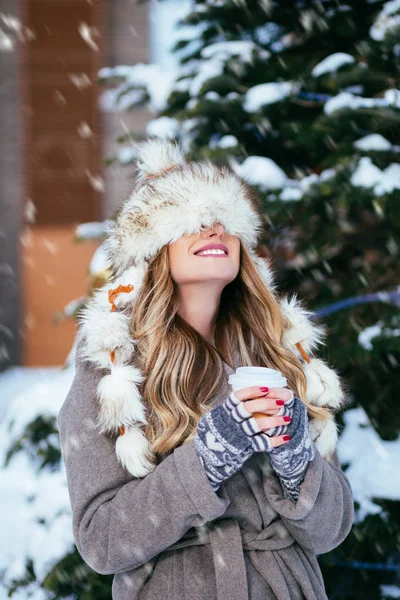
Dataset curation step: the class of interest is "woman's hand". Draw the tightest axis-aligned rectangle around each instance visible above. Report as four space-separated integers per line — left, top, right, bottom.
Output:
193 386 294 491
228 386 315 502
226 386 295 450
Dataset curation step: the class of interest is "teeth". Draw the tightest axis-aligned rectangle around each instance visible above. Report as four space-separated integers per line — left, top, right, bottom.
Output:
197 249 227 256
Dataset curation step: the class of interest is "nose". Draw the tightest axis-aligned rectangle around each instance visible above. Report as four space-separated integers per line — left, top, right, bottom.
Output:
201 222 225 239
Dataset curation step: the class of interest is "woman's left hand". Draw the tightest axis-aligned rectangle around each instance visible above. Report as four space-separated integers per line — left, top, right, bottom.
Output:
228 389 315 501
266 395 315 501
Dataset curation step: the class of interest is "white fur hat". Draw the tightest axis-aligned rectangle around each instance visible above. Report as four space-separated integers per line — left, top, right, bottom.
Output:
78 137 348 477
104 137 266 276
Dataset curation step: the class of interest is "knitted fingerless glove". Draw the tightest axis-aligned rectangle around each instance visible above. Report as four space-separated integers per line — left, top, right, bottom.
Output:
226 392 315 502
194 390 297 491
194 402 254 491
268 398 315 502
194 391 314 500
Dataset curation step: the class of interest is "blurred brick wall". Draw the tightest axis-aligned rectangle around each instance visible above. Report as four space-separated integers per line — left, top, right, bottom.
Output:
21 0 103 366
21 227 99 365
2 0 154 367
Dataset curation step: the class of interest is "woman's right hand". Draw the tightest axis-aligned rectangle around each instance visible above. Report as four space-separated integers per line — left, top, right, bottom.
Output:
226 386 295 450
194 386 294 491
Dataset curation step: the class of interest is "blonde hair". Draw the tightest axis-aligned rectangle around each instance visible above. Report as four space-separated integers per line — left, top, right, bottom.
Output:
130 240 331 462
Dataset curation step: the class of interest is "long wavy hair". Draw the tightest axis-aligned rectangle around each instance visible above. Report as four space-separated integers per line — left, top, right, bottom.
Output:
129 239 331 461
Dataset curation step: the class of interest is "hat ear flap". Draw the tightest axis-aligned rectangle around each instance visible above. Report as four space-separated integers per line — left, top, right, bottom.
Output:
279 293 349 461
116 424 156 477
295 342 346 411
294 342 347 461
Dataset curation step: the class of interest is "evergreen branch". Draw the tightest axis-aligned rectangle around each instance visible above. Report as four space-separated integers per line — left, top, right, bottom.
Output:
314 288 400 319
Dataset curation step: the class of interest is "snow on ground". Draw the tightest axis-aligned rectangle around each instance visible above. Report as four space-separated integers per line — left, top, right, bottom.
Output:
0 364 76 598
338 406 400 522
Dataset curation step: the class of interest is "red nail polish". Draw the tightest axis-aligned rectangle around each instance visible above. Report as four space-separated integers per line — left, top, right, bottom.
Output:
283 416 291 422
260 387 269 392
276 400 284 406
283 435 291 441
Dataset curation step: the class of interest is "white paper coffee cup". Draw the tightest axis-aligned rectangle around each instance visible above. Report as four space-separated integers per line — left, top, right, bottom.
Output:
228 366 288 417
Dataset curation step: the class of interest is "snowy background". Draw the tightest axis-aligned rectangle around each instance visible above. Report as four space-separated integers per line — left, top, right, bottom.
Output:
1 0 400 598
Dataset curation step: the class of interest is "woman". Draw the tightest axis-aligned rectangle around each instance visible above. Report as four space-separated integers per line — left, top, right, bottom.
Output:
57 137 354 600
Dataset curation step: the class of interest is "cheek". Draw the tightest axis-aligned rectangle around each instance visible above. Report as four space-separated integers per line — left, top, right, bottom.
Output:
168 244 190 283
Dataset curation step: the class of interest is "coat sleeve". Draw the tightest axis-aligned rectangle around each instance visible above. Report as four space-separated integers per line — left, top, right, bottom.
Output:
259 444 354 555
57 350 230 576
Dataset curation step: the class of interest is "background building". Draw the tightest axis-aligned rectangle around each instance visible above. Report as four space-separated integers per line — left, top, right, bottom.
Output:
0 0 173 367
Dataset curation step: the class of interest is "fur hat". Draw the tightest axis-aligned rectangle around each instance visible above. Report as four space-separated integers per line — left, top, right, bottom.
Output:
78 137 348 477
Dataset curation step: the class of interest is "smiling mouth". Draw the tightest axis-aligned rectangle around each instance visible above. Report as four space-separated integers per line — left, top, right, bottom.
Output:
195 251 228 257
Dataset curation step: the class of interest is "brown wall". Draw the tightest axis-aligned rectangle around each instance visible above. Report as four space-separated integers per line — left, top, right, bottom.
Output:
23 0 103 225
21 226 98 365
21 0 103 366
1 0 154 367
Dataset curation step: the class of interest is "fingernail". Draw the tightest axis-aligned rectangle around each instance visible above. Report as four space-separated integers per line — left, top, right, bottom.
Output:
276 400 284 406
259 387 269 392
283 416 291 422
283 435 291 441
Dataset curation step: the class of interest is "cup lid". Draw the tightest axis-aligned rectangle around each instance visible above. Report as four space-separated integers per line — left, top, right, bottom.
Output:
236 367 281 376
228 373 287 387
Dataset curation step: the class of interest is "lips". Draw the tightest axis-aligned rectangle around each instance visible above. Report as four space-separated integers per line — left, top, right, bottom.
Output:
196 252 228 258
194 243 229 255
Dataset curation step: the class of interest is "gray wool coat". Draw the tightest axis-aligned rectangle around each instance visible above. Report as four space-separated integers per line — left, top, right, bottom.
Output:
57 343 355 600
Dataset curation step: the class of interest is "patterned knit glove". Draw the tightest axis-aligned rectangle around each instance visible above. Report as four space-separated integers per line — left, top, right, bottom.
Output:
195 390 296 491
268 396 315 502
194 401 255 491
226 391 315 502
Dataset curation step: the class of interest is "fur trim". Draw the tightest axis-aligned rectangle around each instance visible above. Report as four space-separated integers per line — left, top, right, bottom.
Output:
77 264 148 367
78 302 134 368
134 137 187 182
97 365 147 434
309 417 338 464
107 264 148 309
304 358 346 410
115 424 156 477
279 294 326 355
